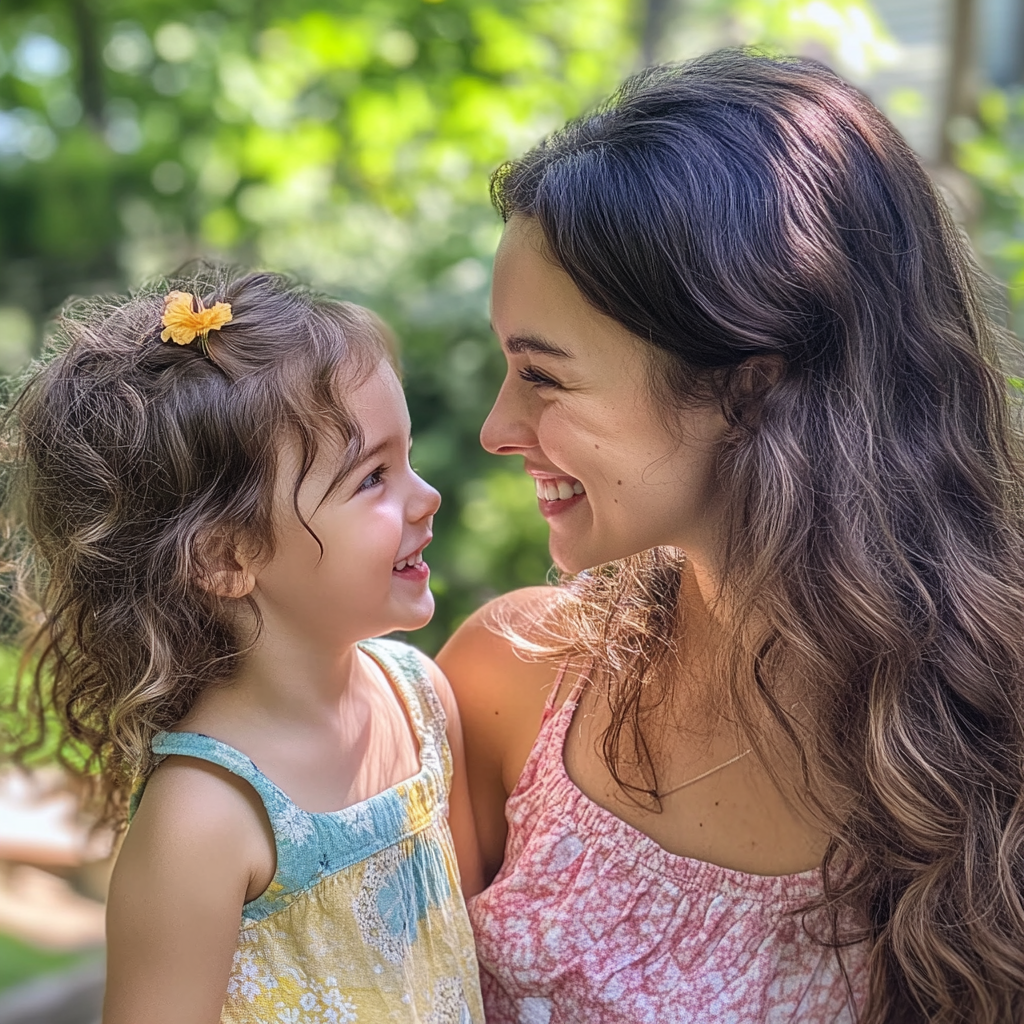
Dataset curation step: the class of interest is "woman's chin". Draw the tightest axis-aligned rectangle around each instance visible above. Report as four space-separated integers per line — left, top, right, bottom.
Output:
549 541 612 576
550 536 672 576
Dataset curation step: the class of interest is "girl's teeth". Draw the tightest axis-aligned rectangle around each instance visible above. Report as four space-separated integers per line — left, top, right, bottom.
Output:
556 481 574 500
395 560 407 571
572 481 584 495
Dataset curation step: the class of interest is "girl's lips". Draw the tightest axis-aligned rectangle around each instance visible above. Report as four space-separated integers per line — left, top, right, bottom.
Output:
393 560 430 582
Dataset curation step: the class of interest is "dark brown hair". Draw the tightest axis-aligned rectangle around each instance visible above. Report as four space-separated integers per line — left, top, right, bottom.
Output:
2 265 390 826
493 50 1024 1024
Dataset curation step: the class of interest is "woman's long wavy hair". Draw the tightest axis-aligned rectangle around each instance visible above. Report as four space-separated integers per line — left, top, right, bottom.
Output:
492 50 1024 1024
2 266 389 826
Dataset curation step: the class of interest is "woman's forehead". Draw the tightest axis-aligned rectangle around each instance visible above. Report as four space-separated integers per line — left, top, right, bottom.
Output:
492 222 649 374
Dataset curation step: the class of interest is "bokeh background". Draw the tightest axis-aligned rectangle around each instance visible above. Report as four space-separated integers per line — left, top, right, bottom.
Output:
1 0 1023 1018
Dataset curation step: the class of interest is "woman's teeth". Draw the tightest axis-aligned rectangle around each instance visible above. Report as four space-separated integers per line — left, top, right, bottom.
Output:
393 552 424 571
535 478 586 501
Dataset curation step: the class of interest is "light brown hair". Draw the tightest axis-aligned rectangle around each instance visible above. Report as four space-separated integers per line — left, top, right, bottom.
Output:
2 265 391 826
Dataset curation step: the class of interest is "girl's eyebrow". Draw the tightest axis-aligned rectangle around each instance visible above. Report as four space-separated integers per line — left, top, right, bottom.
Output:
348 429 413 474
493 328 574 359
316 432 407 507
353 438 391 466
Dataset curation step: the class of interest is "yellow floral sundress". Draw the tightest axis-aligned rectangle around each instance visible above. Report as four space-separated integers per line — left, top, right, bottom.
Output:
131 638 484 1024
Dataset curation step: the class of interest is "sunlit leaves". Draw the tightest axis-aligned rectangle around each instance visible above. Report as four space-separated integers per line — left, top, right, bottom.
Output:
726 0 896 78
957 88 1024 318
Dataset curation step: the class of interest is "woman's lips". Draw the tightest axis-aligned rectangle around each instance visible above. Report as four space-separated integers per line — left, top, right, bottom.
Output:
532 474 587 519
537 491 586 518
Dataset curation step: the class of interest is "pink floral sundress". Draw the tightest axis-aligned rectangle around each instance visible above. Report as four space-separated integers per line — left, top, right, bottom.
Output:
467 670 868 1024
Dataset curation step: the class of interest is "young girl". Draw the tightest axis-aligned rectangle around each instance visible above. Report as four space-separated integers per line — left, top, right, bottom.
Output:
439 50 1024 1024
4 268 484 1023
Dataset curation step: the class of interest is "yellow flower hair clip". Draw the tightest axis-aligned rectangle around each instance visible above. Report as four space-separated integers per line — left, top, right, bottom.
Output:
160 290 233 348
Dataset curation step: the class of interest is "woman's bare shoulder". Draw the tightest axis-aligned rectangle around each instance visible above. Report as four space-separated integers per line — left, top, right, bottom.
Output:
437 587 566 771
438 587 566 693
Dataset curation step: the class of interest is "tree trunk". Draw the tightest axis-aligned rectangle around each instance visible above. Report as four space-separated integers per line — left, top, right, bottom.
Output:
642 0 674 67
940 0 978 164
68 0 104 128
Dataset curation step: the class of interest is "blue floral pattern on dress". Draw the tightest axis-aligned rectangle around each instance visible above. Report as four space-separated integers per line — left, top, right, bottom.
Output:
131 638 482 1024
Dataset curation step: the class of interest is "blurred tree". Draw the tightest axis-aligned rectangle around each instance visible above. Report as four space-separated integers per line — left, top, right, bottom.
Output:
0 0 930 655
957 88 1024 341
0 0 636 650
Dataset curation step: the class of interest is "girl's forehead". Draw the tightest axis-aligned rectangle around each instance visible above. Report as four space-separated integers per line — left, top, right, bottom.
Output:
348 359 409 430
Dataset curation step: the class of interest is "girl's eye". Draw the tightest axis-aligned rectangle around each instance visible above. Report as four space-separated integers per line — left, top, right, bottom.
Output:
518 365 561 389
357 466 387 492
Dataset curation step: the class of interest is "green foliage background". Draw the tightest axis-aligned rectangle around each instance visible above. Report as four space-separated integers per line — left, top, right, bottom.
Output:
0 0 1016 653
1 0 639 652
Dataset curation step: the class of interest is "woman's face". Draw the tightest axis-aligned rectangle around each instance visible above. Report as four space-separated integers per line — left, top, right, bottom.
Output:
482 215 729 574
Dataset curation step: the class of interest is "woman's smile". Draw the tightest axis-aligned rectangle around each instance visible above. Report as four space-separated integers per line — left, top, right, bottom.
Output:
529 470 587 518
482 215 729 574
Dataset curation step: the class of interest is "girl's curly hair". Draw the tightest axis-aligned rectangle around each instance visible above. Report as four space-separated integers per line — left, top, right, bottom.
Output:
1 265 390 827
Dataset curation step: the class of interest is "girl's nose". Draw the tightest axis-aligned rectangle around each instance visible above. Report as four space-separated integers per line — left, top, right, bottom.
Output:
411 473 441 522
480 378 537 456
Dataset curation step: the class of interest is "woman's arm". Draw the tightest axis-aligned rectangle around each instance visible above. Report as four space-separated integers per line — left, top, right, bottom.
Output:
436 587 563 886
103 759 275 1024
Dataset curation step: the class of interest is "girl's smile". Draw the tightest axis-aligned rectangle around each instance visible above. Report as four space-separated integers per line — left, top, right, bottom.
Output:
392 540 430 582
253 360 441 647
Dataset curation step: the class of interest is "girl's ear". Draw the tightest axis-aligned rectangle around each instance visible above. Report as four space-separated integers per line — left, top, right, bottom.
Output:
194 530 257 599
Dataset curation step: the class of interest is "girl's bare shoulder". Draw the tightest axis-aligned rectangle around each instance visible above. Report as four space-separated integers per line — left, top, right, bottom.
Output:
115 755 275 904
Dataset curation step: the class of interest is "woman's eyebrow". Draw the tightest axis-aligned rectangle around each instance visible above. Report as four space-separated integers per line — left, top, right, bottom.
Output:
501 332 573 358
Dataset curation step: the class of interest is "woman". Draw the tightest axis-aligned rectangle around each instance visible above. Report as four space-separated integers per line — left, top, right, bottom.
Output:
438 50 1024 1024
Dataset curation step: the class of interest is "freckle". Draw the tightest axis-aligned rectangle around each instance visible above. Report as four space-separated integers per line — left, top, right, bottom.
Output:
698 822 703 828
715 801 719 807
594 444 599 449
617 480 622 485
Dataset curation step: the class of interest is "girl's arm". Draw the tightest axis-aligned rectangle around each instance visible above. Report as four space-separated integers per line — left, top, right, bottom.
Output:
427 659 485 898
103 759 275 1024
436 587 562 886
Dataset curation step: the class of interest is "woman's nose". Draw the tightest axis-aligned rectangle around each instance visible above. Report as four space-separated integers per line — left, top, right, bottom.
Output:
480 378 537 456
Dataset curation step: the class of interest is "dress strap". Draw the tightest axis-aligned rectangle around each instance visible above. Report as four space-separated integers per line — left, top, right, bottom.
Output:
544 661 570 715
566 661 591 704
130 731 281 822
543 659 591 718
358 637 452 796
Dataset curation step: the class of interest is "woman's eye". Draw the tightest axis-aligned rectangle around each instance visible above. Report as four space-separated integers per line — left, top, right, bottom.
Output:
357 466 387 492
518 365 561 389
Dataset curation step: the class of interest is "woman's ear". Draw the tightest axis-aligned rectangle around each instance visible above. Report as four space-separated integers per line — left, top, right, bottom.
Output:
194 530 257 599
725 355 786 426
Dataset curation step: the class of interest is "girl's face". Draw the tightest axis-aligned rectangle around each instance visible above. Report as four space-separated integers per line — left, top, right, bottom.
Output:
483 216 728 574
252 361 441 648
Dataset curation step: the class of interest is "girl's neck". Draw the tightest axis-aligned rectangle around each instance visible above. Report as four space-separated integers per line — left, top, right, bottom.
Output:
232 637 362 717
189 615 377 732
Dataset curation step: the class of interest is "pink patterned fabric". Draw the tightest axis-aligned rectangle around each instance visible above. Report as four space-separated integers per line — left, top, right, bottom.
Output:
467 677 868 1024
